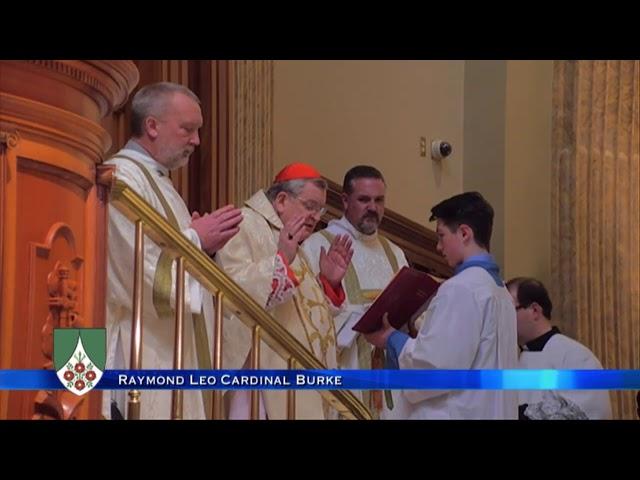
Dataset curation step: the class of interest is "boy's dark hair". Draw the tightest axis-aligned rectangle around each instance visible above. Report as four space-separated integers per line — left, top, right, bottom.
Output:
505 277 553 319
343 165 385 195
429 191 494 250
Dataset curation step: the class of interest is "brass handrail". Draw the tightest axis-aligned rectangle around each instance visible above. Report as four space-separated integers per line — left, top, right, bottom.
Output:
110 179 371 420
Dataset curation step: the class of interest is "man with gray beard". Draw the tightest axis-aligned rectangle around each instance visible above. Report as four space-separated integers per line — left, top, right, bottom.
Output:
104 82 242 419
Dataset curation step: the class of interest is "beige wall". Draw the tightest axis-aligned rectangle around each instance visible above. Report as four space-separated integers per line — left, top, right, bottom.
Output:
503 61 553 286
461 60 553 282
463 60 507 269
273 60 553 283
273 60 465 226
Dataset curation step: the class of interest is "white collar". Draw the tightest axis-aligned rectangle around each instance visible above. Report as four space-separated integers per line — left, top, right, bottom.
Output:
122 139 170 177
329 216 380 243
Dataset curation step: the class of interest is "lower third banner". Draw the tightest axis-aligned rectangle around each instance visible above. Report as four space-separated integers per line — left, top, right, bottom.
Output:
0 369 640 394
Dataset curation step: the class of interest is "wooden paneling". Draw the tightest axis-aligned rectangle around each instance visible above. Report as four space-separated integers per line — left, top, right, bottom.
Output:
0 60 138 419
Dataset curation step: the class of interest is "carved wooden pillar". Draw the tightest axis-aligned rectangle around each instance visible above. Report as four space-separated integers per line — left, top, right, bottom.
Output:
229 60 274 205
552 60 639 419
0 60 139 419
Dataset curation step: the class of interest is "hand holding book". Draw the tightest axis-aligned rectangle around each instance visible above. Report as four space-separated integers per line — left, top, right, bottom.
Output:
352 267 441 334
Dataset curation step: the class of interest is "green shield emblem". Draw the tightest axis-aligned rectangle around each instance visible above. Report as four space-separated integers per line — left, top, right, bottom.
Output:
54 328 106 396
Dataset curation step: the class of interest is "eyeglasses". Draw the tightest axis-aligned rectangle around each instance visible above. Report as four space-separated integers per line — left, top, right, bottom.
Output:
290 194 327 216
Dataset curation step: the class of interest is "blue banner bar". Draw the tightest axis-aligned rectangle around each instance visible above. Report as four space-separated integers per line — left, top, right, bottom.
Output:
1 370 640 390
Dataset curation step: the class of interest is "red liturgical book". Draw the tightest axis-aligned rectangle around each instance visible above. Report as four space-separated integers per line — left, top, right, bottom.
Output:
352 266 441 334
